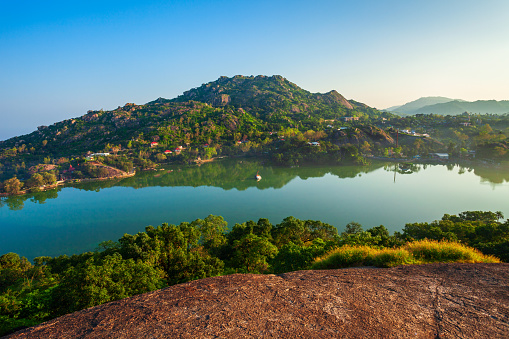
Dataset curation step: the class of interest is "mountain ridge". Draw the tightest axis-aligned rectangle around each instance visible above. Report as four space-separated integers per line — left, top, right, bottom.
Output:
385 96 460 114
413 99 509 115
387 96 509 116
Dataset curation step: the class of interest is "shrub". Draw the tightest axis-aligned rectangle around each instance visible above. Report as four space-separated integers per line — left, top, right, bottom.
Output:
312 246 374 269
405 240 500 264
311 240 500 270
370 248 414 267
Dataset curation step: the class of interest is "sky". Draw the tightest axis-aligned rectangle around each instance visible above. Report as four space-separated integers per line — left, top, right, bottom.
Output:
1 0 509 141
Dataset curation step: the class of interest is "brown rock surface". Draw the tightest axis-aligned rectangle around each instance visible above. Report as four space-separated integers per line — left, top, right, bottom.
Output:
6 263 509 338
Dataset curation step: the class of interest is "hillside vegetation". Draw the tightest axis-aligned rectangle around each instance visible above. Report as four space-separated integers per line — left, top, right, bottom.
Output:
2 75 509 194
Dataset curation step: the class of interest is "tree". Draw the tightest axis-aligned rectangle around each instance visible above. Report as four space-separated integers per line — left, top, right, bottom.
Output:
192 215 228 252
111 144 121 155
26 173 45 188
271 238 330 274
119 222 224 285
230 233 278 273
272 216 307 247
0 253 32 292
50 253 164 316
360 141 371 154
41 172 57 185
3 177 22 195
156 153 167 162
342 222 363 236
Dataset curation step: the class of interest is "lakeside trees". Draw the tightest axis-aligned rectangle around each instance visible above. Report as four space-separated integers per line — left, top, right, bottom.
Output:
1 211 508 335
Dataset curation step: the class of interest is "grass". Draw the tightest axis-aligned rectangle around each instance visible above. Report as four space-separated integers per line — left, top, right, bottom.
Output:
311 240 500 270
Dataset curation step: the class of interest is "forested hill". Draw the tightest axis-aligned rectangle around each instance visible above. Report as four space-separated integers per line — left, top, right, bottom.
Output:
0 75 385 155
168 75 360 114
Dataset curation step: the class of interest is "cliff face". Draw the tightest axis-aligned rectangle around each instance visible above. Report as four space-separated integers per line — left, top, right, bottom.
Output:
7 263 509 338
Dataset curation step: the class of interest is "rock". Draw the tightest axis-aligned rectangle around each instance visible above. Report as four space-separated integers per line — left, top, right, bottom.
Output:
213 94 231 106
320 90 354 109
7 263 509 338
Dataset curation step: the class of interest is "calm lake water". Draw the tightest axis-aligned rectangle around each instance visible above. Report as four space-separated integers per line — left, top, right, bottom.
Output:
1 159 509 260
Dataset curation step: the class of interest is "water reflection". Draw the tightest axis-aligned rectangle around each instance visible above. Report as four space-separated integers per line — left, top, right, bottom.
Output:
67 160 385 192
2 159 509 211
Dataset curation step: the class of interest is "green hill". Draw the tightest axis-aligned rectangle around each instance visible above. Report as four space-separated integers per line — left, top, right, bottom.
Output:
0 75 398 183
0 75 385 155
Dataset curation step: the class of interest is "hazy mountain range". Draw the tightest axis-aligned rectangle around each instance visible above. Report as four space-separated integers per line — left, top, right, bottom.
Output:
386 97 509 116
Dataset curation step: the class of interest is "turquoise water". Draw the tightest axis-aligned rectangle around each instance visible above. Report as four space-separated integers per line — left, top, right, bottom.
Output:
1 160 509 260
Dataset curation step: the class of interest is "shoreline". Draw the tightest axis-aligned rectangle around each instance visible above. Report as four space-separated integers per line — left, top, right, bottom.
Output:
0 170 136 197
1 155 505 198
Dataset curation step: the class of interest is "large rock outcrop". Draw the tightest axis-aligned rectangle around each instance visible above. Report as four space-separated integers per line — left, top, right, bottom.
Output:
7 263 509 338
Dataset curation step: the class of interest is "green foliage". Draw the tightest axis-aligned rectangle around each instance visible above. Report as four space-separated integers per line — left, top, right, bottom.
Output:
402 210 509 261
50 253 163 316
2 177 22 195
342 221 363 236
0 211 507 336
0 253 31 293
271 238 332 273
118 222 224 285
192 215 228 252
230 233 278 273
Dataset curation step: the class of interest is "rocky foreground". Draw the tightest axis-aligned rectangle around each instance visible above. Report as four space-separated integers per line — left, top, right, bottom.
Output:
6 263 509 338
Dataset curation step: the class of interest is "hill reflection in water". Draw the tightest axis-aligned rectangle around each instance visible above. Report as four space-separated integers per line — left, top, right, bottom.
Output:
2 159 509 212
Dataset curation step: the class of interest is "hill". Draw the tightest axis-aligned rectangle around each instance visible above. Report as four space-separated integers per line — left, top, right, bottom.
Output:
413 99 509 115
7 263 509 338
0 75 384 155
386 97 509 116
170 75 356 112
0 75 400 183
385 96 459 115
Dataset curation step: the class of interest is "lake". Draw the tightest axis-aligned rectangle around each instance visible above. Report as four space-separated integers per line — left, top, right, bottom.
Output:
1 159 509 260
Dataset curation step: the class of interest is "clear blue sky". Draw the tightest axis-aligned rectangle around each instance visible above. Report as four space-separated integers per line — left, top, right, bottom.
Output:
1 0 509 141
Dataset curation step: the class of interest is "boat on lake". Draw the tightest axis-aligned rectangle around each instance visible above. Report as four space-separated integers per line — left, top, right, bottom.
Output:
255 171 262 181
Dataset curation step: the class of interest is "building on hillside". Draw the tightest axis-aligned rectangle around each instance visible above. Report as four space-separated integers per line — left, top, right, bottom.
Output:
308 142 320 146
150 142 159 147
341 117 359 122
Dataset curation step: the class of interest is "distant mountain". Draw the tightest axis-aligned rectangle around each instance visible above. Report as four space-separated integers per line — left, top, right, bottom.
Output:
385 97 460 115
386 96 509 116
384 105 402 112
413 100 509 115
